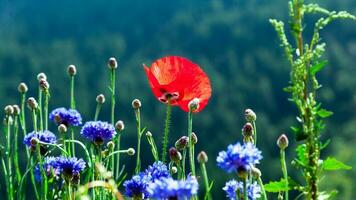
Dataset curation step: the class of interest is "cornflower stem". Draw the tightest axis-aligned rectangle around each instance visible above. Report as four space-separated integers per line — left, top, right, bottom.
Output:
4 117 14 199
44 91 49 130
31 109 38 132
20 93 27 135
115 133 122 179
90 147 96 200
280 149 289 200
30 109 40 199
70 127 75 157
257 177 268 200
200 162 212 200
94 103 102 121
1 155 10 200
30 156 40 200
110 68 116 125
134 108 142 174
252 121 257 144
36 145 48 200
181 149 187 180
161 103 171 162
38 88 43 131
146 133 159 162
243 176 248 200
70 75 76 157
13 115 22 184
187 110 196 176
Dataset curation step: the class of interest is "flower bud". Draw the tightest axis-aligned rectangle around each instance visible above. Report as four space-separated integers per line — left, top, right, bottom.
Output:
107 141 115 151
191 132 198 144
58 124 68 133
108 57 118 69
197 151 208 163
175 136 189 150
127 148 135 156
171 166 178 174
18 82 28 93
145 131 152 137
132 99 141 109
12 105 20 116
188 98 200 112
242 123 254 137
277 134 289 150
251 166 261 178
115 120 125 132
96 94 105 104
27 97 38 110
169 147 182 162
37 72 47 81
39 78 50 90
67 65 77 76
4 105 14 115
245 108 257 122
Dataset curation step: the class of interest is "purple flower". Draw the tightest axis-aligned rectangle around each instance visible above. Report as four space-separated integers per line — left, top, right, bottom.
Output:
80 121 116 144
147 176 199 200
223 180 261 200
145 161 170 181
34 156 60 182
23 130 57 148
49 107 82 126
217 142 262 173
56 156 86 177
123 173 151 199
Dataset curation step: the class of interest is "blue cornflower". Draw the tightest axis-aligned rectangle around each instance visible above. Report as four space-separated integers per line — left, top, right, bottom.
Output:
34 156 60 182
49 107 82 126
223 180 261 200
217 142 262 173
145 161 170 181
123 173 151 199
23 130 57 148
56 156 86 182
147 176 199 200
80 121 116 145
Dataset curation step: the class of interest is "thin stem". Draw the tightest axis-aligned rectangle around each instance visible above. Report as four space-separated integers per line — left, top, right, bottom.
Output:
134 108 141 174
38 88 43 131
70 76 76 109
253 121 257 145
161 103 171 162
115 133 121 179
181 149 187 180
110 68 116 125
37 145 48 200
1 156 10 200
44 91 49 130
20 93 27 135
146 134 159 162
94 103 102 121
280 149 289 200
200 163 212 200
257 177 268 200
243 176 248 200
13 115 22 184
187 111 196 176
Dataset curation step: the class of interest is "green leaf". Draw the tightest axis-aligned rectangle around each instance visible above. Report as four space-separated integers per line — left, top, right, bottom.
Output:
296 144 307 165
264 179 289 193
322 157 352 171
310 61 327 76
317 109 333 118
318 190 338 200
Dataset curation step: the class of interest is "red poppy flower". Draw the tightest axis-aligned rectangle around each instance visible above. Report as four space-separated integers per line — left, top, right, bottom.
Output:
144 56 212 112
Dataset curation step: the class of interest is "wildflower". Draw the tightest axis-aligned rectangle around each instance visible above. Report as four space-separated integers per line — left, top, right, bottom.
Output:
123 173 151 199
145 161 170 180
34 156 60 182
147 176 199 200
56 156 86 183
223 180 261 200
49 107 82 126
217 142 262 173
23 131 57 153
144 56 211 112
277 134 289 149
80 121 116 145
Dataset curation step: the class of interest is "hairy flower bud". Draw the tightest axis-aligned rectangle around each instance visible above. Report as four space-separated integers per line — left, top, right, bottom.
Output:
115 120 125 132
197 151 208 163
242 123 254 137
145 131 152 137
4 105 14 115
37 72 47 81
58 124 68 134
12 105 20 116
191 132 198 144
245 108 257 122
39 78 50 90
96 94 105 104
175 136 189 150
18 82 28 93
127 148 135 156
108 57 118 69
171 166 178 174
169 147 182 162
132 99 141 109
251 166 262 178
107 141 115 151
188 98 200 112
30 137 39 146
277 134 289 150
67 65 77 76
27 97 38 110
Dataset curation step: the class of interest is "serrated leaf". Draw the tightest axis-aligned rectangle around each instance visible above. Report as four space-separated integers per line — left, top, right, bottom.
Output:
322 157 352 171
264 179 289 193
317 109 333 118
310 60 327 76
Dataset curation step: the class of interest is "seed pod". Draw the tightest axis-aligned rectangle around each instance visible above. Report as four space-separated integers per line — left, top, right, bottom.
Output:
18 82 28 93
67 65 77 76
108 57 118 69
39 79 50 90
132 99 142 109
197 151 208 163
146 131 153 137
171 166 178 174
245 108 257 122
251 166 262 178
277 134 289 150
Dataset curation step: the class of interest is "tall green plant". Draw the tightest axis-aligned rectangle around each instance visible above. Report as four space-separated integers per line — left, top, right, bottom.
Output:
267 0 355 199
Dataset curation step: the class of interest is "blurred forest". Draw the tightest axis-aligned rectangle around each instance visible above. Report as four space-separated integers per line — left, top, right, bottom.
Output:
0 0 355 198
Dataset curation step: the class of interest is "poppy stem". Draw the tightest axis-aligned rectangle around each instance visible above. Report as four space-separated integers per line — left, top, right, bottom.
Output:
187 110 196 176
161 103 172 163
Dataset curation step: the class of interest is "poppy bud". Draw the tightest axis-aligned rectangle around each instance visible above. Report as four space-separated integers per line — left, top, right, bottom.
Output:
108 57 118 69
27 97 38 110
188 98 200 112
251 166 262 178
132 99 141 109
96 94 105 104
245 108 257 122
197 151 208 163
175 136 189 150
171 166 178 174
191 132 198 144
107 141 115 151
145 131 152 137
18 82 28 93
4 105 14 115
115 120 125 132
169 147 182 162
127 148 135 156
12 105 20 116
242 123 254 137
67 65 77 76
37 72 47 81
58 124 68 134
39 79 50 90
277 134 289 150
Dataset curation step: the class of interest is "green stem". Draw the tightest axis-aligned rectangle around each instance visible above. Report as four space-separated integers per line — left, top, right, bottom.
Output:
30 156 40 200
181 149 187 180
134 108 141 174
257 177 268 200
161 103 171 162
20 93 27 135
187 111 196 176
94 103 102 121
71 127 75 157
110 68 116 125
70 76 76 109
115 133 121 179
200 163 212 200
1 156 10 200
146 134 159 162
13 116 22 184
37 145 47 200
243 176 248 200
253 121 257 145
5 117 14 200
38 88 43 131
44 91 49 130
280 149 289 200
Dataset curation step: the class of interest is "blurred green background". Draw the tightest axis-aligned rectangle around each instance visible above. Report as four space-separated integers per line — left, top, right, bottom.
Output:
0 0 355 199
